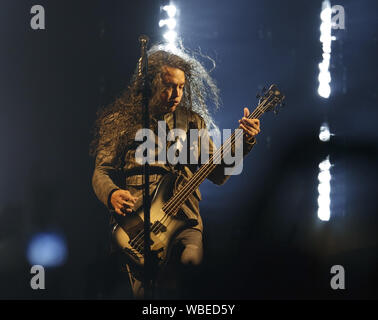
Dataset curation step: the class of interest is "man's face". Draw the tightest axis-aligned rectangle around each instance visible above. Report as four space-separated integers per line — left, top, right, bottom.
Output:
159 66 185 113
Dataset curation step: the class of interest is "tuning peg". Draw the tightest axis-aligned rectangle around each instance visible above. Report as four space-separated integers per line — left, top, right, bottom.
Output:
262 86 267 93
281 102 286 107
256 92 261 99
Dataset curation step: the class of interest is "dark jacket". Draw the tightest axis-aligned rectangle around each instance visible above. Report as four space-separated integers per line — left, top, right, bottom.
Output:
92 106 256 233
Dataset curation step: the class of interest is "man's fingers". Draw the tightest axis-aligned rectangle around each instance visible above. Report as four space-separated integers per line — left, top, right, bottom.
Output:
239 117 259 125
240 118 260 131
119 192 137 203
239 123 250 134
244 107 250 117
240 123 260 137
113 198 135 216
122 201 135 209
243 118 259 126
117 205 133 216
116 208 126 216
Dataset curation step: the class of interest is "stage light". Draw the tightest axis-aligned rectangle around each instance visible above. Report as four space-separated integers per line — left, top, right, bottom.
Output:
319 123 331 141
159 3 179 50
318 158 332 171
318 193 331 206
318 206 331 221
318 182 331 195
159 18 177 30
318 0 333 99
163 30 177 44
318 169 331 183
27 232 67 267
317 157 332 221
318 83 331 99
162 5 177 18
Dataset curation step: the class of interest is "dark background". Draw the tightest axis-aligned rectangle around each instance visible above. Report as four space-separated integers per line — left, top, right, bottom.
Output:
0 0 377 299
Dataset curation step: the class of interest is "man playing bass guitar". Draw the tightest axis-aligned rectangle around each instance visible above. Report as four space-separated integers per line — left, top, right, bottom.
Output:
90 46 260 298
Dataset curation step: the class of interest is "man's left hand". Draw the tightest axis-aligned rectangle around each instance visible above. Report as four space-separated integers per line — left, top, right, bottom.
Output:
238 107 261 138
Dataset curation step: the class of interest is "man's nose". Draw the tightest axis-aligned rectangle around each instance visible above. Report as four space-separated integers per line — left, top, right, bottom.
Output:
172 87 179 98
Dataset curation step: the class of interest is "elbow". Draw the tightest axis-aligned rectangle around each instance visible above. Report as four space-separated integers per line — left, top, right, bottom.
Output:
207 174 228 186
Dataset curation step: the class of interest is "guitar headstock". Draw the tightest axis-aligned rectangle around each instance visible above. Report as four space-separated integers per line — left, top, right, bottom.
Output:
257 84 285 115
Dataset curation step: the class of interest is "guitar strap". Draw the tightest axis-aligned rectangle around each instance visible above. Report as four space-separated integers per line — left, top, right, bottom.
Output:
172 106 198 169
174 105 189 134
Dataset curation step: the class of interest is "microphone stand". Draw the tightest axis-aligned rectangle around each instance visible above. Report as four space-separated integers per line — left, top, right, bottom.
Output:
138 35 154 299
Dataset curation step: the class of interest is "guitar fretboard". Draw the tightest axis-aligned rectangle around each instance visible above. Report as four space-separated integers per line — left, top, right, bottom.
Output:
162 98 271 216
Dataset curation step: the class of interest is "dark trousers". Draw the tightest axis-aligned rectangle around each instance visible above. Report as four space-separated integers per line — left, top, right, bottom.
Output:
126 227 204 299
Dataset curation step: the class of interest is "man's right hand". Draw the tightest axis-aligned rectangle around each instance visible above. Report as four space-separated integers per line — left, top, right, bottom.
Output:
111 189 138 216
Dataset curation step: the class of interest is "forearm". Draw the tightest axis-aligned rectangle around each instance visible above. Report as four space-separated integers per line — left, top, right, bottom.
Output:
92 166 120 209
91 145 124 209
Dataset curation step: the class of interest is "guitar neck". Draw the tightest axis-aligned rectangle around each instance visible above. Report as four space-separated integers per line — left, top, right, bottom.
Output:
162 105 265 216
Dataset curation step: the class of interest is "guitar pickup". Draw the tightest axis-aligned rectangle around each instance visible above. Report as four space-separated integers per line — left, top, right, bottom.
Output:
151 221 167 235
129 238 154 252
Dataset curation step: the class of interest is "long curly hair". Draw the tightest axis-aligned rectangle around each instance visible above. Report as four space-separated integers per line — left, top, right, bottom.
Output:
89 44 221 168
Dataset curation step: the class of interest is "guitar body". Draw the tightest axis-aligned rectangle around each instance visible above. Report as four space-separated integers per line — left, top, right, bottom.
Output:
112 172 198 271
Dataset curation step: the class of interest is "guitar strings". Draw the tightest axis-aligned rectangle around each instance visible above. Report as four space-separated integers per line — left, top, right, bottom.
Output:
163 108 264 218
130 95 275 252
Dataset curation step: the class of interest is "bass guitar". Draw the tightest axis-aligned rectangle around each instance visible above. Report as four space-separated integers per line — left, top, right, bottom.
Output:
112 84 285 271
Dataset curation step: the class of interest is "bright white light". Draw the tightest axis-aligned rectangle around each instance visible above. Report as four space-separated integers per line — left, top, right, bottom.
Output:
318 70 331 83
319 123 331 141
27 232 67 267
159 18 177 29
318 158 332 171
163 5 177 18
318 0 333 99
318 193 331 207
317 156 332 221
162 42 179 53
318 182 331 195
318 84 331 99
318 170 331 183
318 206 331 221
160 4 178 49
163 30 177 43
320 7 332 21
